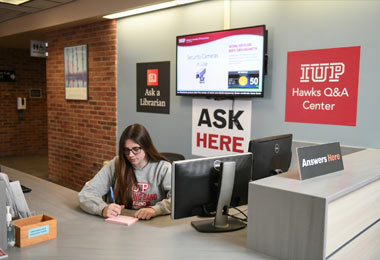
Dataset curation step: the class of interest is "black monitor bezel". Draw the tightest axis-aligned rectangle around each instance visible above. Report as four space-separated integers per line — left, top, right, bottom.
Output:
175 25 267 98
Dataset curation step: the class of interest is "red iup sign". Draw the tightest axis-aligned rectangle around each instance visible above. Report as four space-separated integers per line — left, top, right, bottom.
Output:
285 46 361 126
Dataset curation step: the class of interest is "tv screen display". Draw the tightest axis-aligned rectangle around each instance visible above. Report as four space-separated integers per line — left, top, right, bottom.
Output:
176 25 266 97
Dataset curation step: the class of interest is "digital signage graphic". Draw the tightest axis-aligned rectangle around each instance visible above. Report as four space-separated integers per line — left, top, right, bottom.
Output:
177 26 265 96
137 62 170 114
285 46 361 126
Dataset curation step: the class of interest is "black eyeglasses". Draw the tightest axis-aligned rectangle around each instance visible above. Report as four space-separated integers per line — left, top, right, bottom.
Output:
124 147 142 155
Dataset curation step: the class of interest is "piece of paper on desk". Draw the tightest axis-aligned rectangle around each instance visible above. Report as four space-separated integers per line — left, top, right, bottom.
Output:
105 215 138 226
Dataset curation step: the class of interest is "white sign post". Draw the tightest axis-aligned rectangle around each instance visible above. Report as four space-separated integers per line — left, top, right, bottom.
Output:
192 99 252 157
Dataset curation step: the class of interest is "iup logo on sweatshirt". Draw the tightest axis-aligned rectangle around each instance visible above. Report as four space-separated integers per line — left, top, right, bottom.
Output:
133 182 150 193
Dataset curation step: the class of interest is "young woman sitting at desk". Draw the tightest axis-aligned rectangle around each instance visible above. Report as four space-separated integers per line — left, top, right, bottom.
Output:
78 124 171 220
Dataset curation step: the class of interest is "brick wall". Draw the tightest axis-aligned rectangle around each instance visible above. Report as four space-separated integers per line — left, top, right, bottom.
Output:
46 20 117 191
0 48 47 156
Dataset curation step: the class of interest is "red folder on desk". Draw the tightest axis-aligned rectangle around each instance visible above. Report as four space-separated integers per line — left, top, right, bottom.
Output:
105 215 138 226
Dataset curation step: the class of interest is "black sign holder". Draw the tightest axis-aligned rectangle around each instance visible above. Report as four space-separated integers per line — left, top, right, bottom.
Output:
297 142 344 180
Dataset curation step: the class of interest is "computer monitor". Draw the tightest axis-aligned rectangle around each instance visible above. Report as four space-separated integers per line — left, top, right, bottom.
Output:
171 152 253 233
248 134 293 181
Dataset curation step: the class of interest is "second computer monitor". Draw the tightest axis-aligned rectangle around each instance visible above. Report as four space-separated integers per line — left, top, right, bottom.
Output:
248 134 293 181
171 152 253 232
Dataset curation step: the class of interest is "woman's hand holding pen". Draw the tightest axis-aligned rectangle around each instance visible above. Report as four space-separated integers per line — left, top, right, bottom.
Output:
102 204 125 218
104 187 156 220
102 186 124 217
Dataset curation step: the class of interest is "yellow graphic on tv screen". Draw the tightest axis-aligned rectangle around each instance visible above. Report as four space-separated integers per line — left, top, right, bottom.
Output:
238 76 248 86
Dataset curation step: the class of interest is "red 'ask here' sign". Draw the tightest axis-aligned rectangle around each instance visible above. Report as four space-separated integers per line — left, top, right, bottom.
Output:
285 46 361 126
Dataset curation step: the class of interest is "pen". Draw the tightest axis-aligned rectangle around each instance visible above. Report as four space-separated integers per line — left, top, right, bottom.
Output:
110 186 116 203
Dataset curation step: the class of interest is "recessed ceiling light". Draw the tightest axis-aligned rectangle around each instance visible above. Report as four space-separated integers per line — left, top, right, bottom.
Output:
0 0 31 5
103 0 203 19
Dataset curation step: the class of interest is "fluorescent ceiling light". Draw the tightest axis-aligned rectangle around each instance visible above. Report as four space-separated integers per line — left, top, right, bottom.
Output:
0 0 30 5
103 0 203 19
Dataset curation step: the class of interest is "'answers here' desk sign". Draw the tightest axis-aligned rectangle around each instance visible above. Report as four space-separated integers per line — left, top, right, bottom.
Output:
297 142 344 180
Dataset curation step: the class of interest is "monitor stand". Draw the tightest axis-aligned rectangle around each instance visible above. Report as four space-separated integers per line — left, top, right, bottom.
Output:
191 161 246 233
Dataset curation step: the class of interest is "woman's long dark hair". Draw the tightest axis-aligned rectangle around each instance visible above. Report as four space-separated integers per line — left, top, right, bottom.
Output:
114 123 168 207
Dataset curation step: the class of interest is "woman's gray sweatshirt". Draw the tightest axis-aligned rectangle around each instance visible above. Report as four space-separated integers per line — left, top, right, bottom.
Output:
78 157 171 217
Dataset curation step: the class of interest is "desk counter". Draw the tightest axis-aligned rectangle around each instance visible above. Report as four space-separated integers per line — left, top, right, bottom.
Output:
3 166 273 260
247 149 380 260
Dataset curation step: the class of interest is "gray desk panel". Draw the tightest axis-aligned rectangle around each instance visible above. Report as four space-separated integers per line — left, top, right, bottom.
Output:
248 185 326 260
248 148 380 260
2 166 274 260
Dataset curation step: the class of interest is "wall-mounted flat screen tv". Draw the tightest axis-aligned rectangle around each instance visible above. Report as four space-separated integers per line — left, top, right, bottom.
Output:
176 25 267 97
